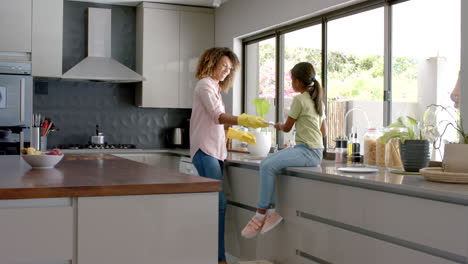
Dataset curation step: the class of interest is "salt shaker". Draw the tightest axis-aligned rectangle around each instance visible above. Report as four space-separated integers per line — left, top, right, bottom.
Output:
335 139 348 163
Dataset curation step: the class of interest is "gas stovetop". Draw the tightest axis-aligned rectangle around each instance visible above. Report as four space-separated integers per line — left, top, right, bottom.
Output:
56 143 137 150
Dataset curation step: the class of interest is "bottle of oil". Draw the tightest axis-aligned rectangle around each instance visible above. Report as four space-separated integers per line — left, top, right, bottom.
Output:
347 133 355 164
347 132 360 164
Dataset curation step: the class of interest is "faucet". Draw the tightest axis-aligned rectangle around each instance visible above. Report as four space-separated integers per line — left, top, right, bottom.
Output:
344 107 370 137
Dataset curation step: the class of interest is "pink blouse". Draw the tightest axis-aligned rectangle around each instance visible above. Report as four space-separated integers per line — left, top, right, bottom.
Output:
190 77 227 161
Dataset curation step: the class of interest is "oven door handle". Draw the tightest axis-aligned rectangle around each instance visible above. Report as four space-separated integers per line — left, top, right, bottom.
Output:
20 78 25 122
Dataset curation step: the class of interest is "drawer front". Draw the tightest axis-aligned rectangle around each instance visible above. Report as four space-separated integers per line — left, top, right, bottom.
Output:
77 193 217 264
364 188 468 257
0 199 73 263
296 216 458 264
225 205 287 263
281 175 468 258
226 167 261 207
280 175 366 228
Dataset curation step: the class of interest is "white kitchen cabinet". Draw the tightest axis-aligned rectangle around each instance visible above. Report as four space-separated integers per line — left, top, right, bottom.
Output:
225 166 262 208
225 166 468 264
363 187 468 257
295 217 457 264
32 0 63 77
179 10 215 108
136 3 214 108
0 198 73 263
77 193 217 264
281 175 468 258
0 0 32 53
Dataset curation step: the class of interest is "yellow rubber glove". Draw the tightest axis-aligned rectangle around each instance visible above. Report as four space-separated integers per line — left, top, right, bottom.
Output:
226 127 256 145
237 113 269 128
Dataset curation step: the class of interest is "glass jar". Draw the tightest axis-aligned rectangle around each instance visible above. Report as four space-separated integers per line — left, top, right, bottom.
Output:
384 128 406 169
385 138 403 169
376 137 386 167
363 128 381 166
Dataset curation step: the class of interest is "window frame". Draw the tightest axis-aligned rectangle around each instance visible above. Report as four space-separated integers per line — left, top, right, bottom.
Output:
241 0 409 152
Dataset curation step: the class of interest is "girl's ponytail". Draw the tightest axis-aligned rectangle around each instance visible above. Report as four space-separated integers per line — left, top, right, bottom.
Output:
308 79 324 116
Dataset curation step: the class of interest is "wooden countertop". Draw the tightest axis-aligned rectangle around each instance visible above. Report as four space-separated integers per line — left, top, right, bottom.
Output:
0 154 221 200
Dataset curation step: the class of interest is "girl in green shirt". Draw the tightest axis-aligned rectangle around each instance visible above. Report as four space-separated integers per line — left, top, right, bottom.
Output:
241 62 326 238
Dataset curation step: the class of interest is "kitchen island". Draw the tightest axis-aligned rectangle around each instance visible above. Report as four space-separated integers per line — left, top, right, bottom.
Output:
0 154 220 264
28 149 468 264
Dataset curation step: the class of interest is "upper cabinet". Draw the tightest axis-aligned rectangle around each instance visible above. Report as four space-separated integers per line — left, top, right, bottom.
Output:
179 10 215 108
136 3 214 108
31 0 63 77
0 0 32 53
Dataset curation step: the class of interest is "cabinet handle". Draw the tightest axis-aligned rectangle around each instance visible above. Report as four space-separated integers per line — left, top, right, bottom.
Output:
20 78 25 122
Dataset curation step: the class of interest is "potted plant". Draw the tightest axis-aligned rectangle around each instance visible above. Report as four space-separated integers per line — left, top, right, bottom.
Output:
247 98 272 156
425 104 468 172
378 116 435 172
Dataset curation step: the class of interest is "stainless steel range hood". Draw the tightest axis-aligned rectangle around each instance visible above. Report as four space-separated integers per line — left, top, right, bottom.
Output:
62 8 143 83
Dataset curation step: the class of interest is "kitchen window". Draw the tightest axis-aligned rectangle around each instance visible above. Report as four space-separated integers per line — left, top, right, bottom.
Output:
244 37 277 145
242 0 461 160
282 25 322 146
391 0 460 159
327 7 384 148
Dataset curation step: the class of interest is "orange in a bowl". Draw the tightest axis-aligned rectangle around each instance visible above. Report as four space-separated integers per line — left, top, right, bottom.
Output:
21 154 64 169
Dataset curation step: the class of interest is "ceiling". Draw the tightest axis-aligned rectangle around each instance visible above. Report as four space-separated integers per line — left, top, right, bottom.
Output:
67 0 229 8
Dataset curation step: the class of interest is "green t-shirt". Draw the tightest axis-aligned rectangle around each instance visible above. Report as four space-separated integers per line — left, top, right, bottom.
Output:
288 92 324 149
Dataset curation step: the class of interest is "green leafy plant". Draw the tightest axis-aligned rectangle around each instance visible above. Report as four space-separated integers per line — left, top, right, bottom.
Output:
253 98 270 118
251 98 271 133
378 116 433 144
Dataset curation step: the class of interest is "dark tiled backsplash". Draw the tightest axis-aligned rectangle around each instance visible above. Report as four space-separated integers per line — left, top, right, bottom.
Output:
33 79 191 149
32 2 191 149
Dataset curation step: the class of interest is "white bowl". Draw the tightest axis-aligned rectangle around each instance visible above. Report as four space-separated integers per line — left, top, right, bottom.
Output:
21 154 64 169
248 131 272 157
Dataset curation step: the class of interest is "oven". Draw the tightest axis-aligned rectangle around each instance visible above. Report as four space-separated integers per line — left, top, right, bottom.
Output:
0 61 32 154
0 61 32 126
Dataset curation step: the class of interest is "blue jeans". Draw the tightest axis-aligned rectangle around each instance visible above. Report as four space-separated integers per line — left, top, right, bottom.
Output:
192 149 226 262
258 144 323 209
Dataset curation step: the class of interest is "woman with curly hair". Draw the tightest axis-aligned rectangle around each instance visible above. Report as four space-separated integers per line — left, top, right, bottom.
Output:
190 47 268 263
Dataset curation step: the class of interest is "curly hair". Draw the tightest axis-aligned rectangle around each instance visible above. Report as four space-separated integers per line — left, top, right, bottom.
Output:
196 47 240 92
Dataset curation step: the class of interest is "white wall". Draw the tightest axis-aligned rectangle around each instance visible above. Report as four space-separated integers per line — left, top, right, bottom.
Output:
216 0 468 128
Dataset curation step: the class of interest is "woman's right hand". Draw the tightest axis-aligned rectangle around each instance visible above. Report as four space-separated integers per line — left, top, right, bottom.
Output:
237 113 269 128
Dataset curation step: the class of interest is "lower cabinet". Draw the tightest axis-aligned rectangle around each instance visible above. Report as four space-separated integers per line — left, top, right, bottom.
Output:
294 217 457 264
0 198 73 263
0 193 217 264
77 193 217 264
225 166 467 264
